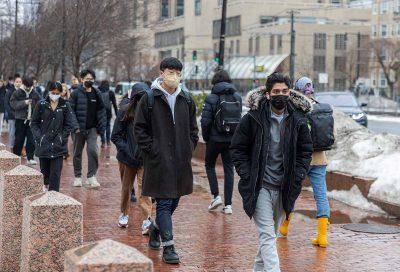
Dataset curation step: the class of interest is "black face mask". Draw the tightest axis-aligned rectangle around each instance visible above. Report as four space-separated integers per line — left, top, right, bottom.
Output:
84 81 94 89
270 95 289 110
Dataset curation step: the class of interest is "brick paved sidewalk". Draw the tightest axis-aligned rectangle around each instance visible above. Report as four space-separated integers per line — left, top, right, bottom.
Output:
2 133 399 272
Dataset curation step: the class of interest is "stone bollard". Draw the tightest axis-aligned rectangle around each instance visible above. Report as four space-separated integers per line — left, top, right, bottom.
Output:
0 149 20 175
20 191 83 272
64 239 153 272
0 165 42 272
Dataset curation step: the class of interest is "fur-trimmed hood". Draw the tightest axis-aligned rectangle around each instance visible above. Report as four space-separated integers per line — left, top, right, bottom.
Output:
245 88 313 113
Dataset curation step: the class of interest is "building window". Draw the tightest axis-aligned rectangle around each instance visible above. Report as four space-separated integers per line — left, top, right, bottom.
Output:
270 35 275 53
176 0 184 17
334 78 346 90
255 36 260 55
381 1 388 14
229 40 234 55
155 28 184 48
249 37 253 54
143 1 148 25
372 3 378 15
331 0 341 4
396 0 400 13
132 0 138 29
372 25 377 37
380 73 387 87
213 16 241 39
236 40 240 55
277 35 282 49
334 56 346 71
381 24 387 37
313 55 326 72
161 0 170 19
195 0 201 16
335 34 346 50
314 33 326 50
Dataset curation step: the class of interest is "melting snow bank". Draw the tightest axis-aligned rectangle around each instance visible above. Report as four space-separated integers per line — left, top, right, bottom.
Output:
367 115 400 123
327 109 400 206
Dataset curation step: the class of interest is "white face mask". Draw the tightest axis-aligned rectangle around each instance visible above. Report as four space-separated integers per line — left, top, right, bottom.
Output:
49 94 60 102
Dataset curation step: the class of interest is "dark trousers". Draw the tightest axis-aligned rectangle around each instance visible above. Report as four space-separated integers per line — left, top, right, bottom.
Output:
205 141 234 205
72 128 98 178
155 198 180 246
101 116 111 143
39 157 63 191
13 119 35 160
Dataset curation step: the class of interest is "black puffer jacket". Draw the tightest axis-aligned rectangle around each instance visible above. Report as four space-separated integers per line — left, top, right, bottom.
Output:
111 100 142 168
200 82 242 143
31 97 79 158
69 85 107 134
10 87 41 120
0 86 6 113
230 89 313 219
4 84 16 120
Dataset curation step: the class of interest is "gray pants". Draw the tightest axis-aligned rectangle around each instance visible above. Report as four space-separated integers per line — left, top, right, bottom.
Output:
72 128 99 178
7 119 15 148
253 188 285 272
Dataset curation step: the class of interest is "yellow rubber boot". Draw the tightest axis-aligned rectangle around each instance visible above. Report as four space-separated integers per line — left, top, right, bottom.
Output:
279 213 293 237
311 218 329 247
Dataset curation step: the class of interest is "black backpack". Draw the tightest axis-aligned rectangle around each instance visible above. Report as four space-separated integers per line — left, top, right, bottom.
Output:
214 94 242 134
101 91 111 111
307 101 335 151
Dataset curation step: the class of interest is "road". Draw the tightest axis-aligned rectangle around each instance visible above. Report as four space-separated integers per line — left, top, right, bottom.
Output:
368 116 400 136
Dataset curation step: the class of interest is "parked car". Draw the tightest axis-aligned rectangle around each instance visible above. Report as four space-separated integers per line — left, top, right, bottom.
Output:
315 91 368 127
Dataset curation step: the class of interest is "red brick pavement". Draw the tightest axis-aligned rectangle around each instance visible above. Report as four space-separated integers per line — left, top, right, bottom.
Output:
1 133 400 272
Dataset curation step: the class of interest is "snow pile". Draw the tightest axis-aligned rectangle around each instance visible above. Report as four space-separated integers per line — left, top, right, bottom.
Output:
326 186 385 214
327 109 400 206
368 115 400 123
358 95 399 110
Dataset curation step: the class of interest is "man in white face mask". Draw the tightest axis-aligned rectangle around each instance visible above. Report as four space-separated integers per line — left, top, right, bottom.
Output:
134 57 199 264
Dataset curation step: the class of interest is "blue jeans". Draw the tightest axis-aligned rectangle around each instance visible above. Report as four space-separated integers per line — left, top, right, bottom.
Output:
101 116 111 143
308 166 330 218
155 198 180 247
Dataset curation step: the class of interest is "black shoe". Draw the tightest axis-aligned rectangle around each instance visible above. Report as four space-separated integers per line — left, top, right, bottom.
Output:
130 192 137 203
162 245 180 264
148 223 161 250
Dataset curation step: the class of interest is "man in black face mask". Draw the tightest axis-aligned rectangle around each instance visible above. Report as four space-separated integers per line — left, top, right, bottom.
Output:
230 73 313 272
69 69 106 188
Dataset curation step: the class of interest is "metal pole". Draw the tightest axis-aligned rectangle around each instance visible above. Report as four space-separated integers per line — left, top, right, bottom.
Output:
356 31 361 80
0 19 3 78
13 0 18 75
61 0 66 83
253 55 256 84
218 0 227 68
289 10 296 82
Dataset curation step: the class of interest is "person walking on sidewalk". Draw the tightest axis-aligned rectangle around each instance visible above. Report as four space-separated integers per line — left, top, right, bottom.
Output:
112 82 153 234
200 69 242 214
99 80 118 148
10 76 41 165
0 79 6 136
134 57 199 264
31 82 79 192
230 73 313 272
4 75 20 150
69 69 106 188
279 77 333 248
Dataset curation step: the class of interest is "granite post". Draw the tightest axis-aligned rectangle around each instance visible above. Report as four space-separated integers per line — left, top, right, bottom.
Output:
0 165 42 272
64 239 153 272
20 191 83 272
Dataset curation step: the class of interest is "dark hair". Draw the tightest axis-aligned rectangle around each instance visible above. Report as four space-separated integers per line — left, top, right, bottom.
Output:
211 69 232 85
22 76 34 88
100 80 109 88
160 57 183 72
122 93 144 123
8 76 13 81
265 73 291 92
145 80 152 88
48 81 63 93
32 76 37 81
80 69 96 79
14 73 21 79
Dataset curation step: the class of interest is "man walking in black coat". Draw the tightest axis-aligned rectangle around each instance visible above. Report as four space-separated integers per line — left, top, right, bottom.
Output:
200 69 242 214
230 73 313 272
4 75 19 150
134 57 198 264
69 69 106 188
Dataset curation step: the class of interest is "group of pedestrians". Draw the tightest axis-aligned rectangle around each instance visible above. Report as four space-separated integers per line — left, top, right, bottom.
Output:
0 56 334 270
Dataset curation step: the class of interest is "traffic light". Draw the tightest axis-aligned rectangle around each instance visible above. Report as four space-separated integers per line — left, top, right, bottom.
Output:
214 52 220 63
192 50 197 61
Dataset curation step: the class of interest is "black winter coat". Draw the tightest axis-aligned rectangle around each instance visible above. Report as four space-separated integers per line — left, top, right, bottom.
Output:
111 104 142 169
201 82 242 143
31 98 79 158
69 86 107 134
99 86 118 118
10 88 41 120
0 86 6 113
134 87 199 199
230 89 313 219
4 84 16 120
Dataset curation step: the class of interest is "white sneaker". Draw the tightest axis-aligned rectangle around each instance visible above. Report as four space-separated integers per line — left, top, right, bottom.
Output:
222 205 233 215
73 177 83 187
88 176 100 188
118 214 129 228
141 218 152 235
208 196 223 211
27 159 37 165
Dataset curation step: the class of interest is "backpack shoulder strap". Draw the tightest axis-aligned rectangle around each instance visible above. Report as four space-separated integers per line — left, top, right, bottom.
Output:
181 89 191 104
146 88 154 110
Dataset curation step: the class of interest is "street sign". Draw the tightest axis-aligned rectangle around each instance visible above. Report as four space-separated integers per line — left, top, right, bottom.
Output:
319 73 328 84
255 65 265 72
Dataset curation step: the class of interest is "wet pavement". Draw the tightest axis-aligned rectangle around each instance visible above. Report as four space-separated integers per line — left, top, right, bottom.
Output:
1 132 400 271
